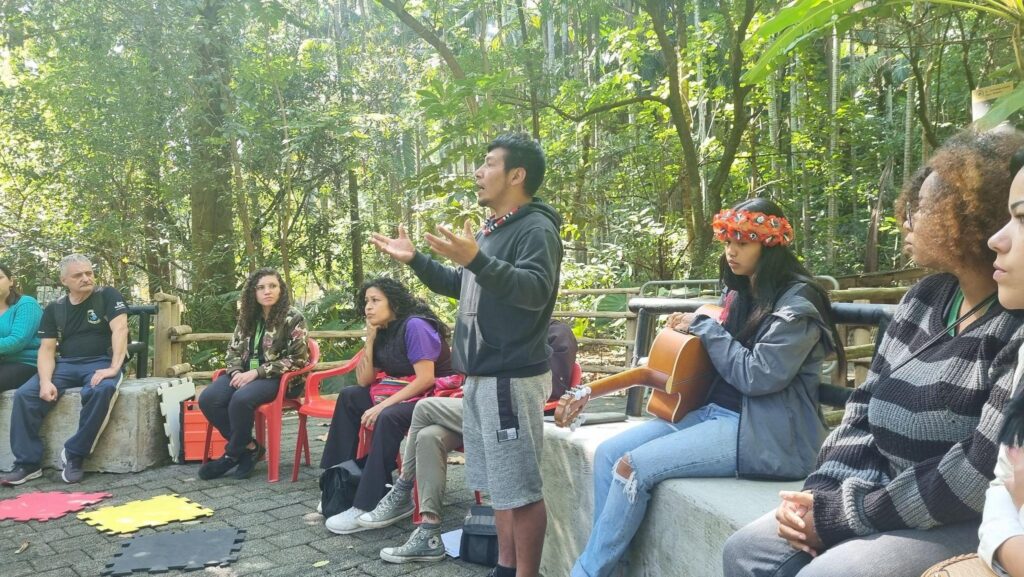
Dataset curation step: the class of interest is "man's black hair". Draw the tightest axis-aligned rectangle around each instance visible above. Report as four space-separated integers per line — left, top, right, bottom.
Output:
487 133 546 196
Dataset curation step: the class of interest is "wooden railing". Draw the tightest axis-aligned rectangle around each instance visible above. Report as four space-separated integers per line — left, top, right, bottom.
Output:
151 285 908 382
153 288 644 380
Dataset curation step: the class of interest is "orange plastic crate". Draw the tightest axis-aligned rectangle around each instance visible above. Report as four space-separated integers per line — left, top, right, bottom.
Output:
182 399 227 462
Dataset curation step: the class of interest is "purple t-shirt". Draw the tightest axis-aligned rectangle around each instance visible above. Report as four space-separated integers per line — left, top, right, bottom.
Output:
404 317 442 364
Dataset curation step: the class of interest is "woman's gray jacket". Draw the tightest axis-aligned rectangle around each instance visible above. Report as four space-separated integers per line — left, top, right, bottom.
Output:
687 282 834 480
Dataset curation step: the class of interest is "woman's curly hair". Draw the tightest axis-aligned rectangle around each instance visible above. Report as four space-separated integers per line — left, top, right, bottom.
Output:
896 128 1024 267
356 277 449 340
238 267 292 337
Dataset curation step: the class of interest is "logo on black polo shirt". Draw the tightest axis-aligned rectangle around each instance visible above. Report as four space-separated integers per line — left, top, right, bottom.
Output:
87 309 100 324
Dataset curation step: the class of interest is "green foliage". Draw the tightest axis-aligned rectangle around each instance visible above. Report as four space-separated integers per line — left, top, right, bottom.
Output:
0 0 1010 321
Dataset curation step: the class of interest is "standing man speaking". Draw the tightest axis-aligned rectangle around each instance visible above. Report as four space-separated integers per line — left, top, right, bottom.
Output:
372 133 562 577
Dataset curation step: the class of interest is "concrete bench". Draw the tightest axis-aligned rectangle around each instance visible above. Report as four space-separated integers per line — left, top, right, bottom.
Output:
0 377 177 473
540 418 801 577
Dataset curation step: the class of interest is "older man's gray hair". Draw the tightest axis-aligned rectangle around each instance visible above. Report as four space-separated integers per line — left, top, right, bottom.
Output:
58 254 93 278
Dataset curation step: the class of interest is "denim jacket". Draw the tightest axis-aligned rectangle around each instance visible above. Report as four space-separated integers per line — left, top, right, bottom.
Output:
688 282 833 480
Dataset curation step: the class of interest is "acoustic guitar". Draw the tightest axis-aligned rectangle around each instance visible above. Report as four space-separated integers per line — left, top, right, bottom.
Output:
554 305 722 430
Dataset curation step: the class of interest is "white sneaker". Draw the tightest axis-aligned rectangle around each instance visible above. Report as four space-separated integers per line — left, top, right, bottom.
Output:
316 500 322 515
325 507 369 535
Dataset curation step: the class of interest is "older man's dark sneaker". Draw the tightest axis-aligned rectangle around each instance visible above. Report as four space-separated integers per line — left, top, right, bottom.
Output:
198 455 239 480
232 443 265 479
0 466 42 486
61 448 85 484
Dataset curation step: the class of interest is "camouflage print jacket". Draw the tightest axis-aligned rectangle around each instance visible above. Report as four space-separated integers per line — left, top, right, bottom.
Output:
225 306 310 393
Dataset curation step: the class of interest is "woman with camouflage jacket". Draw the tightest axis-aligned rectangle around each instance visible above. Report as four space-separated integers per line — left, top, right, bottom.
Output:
198 267 309 480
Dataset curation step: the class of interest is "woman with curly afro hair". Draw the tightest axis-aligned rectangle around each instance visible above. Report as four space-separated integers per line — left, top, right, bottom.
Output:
724 128 1024 577
198 267 310 480
321 277 461 535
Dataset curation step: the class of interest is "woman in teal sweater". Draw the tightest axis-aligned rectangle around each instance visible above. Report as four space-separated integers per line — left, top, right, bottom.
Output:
0 264 41 391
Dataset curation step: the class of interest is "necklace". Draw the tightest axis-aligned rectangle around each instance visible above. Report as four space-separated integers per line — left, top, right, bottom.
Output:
482 205 523 236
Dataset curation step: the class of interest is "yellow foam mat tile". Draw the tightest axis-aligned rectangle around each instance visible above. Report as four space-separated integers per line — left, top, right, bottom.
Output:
77 494 213 535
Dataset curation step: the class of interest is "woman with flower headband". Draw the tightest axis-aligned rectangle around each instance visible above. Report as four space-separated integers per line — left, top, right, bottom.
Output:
571 197 843 577
724 128 1024 577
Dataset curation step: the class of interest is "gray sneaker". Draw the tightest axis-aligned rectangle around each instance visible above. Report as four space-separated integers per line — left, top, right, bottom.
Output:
0 466 42 486
379 524 445 564
61 448 84 484
358 483 414 529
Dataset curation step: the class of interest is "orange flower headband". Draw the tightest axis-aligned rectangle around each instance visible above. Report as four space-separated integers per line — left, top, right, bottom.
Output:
712 209 794 247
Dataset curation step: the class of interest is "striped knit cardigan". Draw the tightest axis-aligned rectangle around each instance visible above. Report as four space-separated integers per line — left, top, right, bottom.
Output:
804 273 1024 547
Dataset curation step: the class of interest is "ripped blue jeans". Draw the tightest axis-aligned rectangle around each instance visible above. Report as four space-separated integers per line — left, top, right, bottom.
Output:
571 403 740 577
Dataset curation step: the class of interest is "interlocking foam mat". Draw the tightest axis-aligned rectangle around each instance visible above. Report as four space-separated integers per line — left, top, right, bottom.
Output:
102 527 245 576
77 494 213 535
0 491 111 521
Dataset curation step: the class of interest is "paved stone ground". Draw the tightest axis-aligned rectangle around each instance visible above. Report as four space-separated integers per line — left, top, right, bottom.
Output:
0 413 490 577
0 395 628 577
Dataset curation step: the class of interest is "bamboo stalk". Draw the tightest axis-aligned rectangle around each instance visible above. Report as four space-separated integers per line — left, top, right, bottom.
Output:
560 288 641 295
552 311 635 319
577 337 634 346
829 287 908 301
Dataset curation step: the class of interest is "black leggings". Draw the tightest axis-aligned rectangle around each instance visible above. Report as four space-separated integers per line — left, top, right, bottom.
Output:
0 362 37 392
198 374 280 459
321 385 416 511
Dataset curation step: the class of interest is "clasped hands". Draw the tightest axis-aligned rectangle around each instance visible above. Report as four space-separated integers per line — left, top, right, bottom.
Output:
371 221 480 268
776 491 824 557
230 369 259 388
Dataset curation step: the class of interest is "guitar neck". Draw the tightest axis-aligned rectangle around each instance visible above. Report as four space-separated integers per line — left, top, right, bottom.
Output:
583 366 668 398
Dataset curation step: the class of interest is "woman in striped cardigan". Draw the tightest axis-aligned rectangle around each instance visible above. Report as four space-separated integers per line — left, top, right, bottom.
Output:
724 128 1024 577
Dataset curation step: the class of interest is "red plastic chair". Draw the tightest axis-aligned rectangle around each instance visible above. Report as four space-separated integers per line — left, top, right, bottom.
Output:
291 350 364 482
203 337 320 483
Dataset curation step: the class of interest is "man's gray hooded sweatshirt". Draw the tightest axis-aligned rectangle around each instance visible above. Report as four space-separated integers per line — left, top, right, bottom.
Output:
409 200 563 378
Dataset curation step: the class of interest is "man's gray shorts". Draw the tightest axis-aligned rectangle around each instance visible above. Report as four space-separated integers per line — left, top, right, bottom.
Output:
462 372 551 510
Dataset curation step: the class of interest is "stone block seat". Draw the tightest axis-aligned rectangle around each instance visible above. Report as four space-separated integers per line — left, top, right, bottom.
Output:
540 418 801 577
0 377 174 473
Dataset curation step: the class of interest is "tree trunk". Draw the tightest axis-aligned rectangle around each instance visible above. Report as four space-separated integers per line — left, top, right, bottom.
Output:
827 26 839 272
142 163 171 295
230 140 256 274
348 169 363 294
188 0 235 296
515 0 542 140
903 77 915 185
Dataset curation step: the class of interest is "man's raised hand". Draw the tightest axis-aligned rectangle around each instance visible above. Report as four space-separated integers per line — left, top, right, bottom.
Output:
371 224 416 264
424 219 480 268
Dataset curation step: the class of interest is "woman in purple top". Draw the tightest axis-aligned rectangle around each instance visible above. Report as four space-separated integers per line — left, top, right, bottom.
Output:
322 277 459 535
